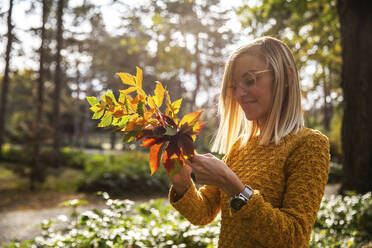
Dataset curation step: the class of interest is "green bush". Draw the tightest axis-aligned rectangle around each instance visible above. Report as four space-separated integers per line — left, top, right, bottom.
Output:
5 191 372 248
310 191 372 248
5 192 219 248
77 151 170 196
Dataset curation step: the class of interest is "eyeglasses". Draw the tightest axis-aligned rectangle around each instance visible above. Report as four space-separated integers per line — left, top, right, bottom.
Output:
230 69 272 92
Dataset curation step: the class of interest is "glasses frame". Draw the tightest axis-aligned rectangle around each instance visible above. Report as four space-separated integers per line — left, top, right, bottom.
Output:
230 69 272 92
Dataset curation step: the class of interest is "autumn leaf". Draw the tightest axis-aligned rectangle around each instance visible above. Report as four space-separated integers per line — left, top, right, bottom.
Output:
179 110 204 128
116 72 136 86
192 121 207 134
154 81 165 108
86 96 99 107
135 66 143 89
89 104 105 113
177 133 195 160
149 141 168 175
120 87 137 95
147 95 157 109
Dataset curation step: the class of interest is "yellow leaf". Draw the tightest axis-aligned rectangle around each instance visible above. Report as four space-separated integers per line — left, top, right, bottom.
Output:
90 104 105 113
122 114 139 131
136 66 143 89
120 87 137 95
137 88 147 98
116 72 136 86
154 82 165 108
147 96 156 109
171 98 182 114
144 108 155 120
179 110 204 127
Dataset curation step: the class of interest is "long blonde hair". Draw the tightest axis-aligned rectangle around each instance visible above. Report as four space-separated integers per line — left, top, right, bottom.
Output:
211 36 304 155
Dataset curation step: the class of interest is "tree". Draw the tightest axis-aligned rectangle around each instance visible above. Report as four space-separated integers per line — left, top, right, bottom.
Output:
53 0 65 167
30 0 52 190
337 0 372 193
0 0 14 151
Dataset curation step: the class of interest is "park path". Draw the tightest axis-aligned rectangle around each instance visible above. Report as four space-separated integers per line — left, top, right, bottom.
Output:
0 184 341 247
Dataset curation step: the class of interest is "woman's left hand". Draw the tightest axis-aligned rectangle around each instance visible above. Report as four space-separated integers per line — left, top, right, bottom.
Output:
185 153 245 196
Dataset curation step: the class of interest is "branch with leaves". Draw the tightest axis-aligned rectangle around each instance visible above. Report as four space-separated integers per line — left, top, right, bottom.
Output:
86 67 206 176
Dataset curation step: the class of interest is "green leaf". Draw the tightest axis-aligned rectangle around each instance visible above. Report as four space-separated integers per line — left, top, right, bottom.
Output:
86 96 99 107
169 158 182 177
137 100 145 117
98 114 113 127
92 110 105 120
122 129 140 143
164 127 178 136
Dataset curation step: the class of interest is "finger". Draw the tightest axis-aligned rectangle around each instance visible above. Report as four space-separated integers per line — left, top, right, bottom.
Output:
204 153 214 157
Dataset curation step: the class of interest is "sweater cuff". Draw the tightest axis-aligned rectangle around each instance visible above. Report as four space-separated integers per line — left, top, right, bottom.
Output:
169 182 198 209
230 189 262 218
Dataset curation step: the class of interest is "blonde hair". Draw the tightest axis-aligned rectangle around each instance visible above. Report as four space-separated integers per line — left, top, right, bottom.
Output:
211 36 304 155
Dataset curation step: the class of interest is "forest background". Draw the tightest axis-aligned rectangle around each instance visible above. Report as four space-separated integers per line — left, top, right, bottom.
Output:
0 0 372 246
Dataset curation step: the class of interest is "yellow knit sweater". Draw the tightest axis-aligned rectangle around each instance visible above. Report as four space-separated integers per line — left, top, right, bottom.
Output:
169 127 330 248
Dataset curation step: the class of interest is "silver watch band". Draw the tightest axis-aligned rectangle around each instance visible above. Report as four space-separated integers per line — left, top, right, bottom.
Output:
231 185 253 201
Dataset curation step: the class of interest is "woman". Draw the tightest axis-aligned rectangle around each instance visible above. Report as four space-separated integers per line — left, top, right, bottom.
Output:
167 36 330 248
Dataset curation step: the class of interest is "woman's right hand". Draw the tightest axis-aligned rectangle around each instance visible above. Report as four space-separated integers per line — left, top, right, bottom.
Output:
168 161 193 198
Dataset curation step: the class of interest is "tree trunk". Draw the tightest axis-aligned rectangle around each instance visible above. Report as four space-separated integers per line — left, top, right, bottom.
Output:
322 69 333 131
191 35 201 112
110 131 116 150
53 0 64 167
338 0 372 194
73 61 81 147
30 0 48 191
0 0 14 152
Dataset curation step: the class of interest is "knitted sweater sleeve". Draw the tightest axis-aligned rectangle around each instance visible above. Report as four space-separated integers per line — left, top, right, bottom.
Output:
169 183 221 225
168 154 230 226
233 132 330 247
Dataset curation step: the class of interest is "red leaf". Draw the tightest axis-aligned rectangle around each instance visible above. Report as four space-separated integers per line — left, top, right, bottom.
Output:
177 134 195 160
162 142 181 173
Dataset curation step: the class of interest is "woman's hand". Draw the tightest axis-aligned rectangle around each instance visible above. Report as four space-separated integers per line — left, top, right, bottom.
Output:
186 153 245 197
167 160 193 198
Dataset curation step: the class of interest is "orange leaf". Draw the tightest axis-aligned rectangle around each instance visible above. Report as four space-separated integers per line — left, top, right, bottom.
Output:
149 143 162 175
122 114 139 131
113 109 125 118
142 138 157 148
193 121 207 134
179 110 204 128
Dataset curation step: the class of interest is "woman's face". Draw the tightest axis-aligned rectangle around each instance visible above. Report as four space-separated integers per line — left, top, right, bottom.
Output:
232 54 274 125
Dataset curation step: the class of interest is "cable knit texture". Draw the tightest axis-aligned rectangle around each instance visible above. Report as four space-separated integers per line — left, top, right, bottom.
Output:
169 127 330 248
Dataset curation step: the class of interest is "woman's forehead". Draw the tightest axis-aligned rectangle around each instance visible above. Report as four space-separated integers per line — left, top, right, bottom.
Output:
233 54 267 79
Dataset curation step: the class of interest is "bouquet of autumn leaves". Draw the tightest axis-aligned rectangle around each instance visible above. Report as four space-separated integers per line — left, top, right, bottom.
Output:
86 67 206 176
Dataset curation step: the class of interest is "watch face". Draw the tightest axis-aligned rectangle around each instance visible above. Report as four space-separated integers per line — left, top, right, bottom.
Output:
230 197 246 211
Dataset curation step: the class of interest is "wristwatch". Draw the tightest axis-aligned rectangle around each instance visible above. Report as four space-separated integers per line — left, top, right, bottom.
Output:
229 185 253 212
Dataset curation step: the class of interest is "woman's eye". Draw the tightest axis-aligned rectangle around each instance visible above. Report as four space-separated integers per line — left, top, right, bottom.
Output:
244 78 255 87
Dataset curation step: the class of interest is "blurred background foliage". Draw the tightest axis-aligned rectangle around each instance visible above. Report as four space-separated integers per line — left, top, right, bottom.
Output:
1 0 372 246
0 0 344 189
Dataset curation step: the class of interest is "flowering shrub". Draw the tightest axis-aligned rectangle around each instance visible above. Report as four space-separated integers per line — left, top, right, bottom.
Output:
310 191 372 248
5 191 372 248
5 192 219 248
